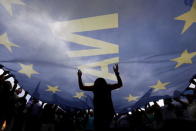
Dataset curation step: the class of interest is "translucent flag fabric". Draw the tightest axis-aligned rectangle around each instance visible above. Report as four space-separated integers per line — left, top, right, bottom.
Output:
0 0 196 112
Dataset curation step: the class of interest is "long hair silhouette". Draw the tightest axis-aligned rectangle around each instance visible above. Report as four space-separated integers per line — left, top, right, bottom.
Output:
77 64 123 130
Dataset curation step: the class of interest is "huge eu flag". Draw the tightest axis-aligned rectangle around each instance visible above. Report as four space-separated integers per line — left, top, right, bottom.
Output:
0 0 196 113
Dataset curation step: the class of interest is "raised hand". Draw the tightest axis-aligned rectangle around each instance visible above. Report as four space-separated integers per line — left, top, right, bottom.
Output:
78 69 82 77
113 64 119 74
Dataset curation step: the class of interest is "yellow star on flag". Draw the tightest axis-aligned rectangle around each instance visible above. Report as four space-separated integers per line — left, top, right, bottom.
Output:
46 85 61 93
73 92 85 99
0 33 19 52
0 0 25 15
18 63 39 78
150 80 170 92
175 0 196 33
171 50 196 68
124 94 139 102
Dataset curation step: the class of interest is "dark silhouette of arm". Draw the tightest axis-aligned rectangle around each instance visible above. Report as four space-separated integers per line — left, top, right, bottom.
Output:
109 64 123 90
78 70 93 91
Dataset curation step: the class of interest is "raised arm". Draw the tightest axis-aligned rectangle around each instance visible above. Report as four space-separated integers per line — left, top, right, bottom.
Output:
78 70 93 91
109 64 123 90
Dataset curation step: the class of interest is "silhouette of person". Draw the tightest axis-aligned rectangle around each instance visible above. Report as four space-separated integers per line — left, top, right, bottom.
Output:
77 64 123 130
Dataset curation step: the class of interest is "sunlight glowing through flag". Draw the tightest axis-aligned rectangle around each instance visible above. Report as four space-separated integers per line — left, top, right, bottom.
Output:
0 0 196 113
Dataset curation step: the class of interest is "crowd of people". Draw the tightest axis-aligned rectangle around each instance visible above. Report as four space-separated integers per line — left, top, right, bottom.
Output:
0 65 196 131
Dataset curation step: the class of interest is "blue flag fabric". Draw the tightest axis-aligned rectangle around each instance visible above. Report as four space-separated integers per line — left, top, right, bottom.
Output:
0 0 196 113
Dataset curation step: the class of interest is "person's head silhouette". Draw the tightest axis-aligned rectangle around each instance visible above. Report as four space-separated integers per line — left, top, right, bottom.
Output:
94 78 107 89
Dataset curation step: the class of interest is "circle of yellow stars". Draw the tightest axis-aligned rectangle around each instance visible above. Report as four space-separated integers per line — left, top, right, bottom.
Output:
0 0 196 106
13 50 196 103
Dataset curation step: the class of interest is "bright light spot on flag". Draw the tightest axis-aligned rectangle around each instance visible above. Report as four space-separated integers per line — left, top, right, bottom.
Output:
3 11 72 65
49 22 69 37
157 99 164 107
194 79 196 83
128 112 132 115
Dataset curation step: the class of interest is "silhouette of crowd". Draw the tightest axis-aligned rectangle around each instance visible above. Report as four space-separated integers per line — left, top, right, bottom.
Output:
0 64 196 131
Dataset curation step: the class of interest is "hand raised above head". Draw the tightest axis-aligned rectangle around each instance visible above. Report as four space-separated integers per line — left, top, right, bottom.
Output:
113 64 119 74
78 69 82 77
